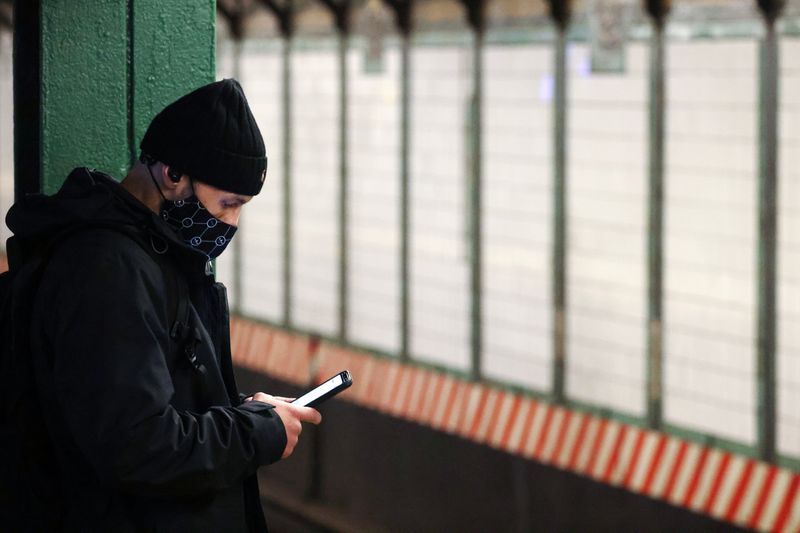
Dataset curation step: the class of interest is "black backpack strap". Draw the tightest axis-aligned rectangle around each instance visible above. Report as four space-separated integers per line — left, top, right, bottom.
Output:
162 257 207 383
168 266 191 343
107 227 208 386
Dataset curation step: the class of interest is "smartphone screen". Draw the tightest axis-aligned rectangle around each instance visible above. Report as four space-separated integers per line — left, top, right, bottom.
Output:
292 371 352 408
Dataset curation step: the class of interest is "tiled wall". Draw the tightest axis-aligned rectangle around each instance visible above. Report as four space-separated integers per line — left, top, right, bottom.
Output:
483 42 553 391
408 39 472 371
663 39 758 446
288 44 341 335
239 46 285 322
348 44 401 354
211 30 798 460
565 42 648 417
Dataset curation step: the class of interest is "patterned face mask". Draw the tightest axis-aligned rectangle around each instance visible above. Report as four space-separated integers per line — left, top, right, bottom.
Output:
161 195 237 260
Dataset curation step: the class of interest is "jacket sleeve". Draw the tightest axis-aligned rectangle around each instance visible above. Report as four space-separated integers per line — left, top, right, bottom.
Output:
39 233 286 497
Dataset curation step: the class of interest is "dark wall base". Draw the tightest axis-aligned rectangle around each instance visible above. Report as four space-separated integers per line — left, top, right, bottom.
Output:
238 367 753 533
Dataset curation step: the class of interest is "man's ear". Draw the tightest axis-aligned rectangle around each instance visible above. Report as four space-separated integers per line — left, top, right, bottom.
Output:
160 165 182 189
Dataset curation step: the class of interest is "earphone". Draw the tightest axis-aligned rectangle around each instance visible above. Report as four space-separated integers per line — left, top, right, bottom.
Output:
140 152 182 183
168 167 181 183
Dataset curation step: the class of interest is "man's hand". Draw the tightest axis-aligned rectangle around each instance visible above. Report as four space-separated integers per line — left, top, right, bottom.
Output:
249 393 322 459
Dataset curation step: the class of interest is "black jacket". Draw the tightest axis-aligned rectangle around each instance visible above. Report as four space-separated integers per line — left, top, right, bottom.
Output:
6 168 286 532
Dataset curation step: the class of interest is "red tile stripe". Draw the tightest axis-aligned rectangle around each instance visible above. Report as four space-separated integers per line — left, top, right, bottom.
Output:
703 452 732 514
406 369 426 418
465 386 491 439
419 373 443 425
365 359 387 410
682 447 711 508
584 418 609 478
641 434 668 495
532 406 555 460
229 318 800 533
748 465 777 529
439 377 461 431
498 396 523 450
551 410 573 466
602 425 629 484
662 440 688 502
724 459 755 522
772 474 799 533
622 430 647 489
514 401 538 456
566 413 591 471
476 389 503 443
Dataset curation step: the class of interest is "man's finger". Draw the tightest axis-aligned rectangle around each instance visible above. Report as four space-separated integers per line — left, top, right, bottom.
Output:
254 393 284 406
291 405 322 425
273 396 295 403
251 392 272 403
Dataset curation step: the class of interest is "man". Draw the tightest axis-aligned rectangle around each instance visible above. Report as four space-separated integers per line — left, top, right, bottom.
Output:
5 79 319 531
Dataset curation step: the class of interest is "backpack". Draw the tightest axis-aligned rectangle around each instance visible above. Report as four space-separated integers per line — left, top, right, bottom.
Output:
0 222 193 530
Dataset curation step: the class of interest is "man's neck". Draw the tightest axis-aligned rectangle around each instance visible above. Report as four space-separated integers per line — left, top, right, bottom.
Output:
121 168 162 214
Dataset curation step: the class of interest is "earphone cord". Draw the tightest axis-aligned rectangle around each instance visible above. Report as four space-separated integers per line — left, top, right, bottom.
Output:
145 161 169 204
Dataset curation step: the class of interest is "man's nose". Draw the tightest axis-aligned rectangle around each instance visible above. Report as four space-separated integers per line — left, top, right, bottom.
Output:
218 208 241 227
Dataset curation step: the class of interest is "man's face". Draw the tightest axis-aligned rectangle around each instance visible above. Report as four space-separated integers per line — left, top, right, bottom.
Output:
193 180 252 227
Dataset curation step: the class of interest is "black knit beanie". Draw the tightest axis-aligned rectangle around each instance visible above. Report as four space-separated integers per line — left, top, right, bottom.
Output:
140 78 267 196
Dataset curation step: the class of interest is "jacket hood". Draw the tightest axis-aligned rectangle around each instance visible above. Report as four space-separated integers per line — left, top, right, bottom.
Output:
6 167 209 271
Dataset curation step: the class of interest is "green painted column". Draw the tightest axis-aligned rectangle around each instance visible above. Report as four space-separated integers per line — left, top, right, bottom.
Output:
319 0 351 341
282 36 294 327
468 21 484 381
131 1 216 160
40 0 129 193
755 0 784 464
337 30 350 341
645 0 670 431
255 0 295 327
17 0 215 195
548 0 572 404
459 0 484 381
399 30 411 362
383 0 413 362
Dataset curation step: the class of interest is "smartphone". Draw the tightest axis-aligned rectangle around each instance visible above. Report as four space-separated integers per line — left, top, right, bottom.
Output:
291 370 353 408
